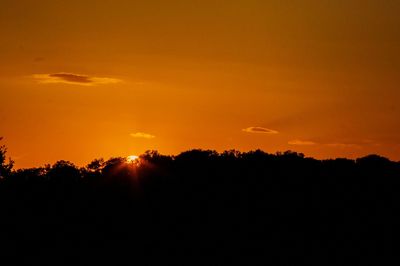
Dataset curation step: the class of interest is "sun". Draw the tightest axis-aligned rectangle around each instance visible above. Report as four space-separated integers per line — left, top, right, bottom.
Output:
126 155 139 163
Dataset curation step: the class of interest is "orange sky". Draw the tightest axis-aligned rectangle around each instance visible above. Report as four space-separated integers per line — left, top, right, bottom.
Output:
1 0 400 168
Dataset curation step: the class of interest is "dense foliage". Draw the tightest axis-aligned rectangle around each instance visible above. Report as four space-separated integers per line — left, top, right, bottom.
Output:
0 147 399 265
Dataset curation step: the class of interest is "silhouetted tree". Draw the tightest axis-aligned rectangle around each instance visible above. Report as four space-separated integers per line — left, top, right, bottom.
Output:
0 148 399 265
0 137 13 179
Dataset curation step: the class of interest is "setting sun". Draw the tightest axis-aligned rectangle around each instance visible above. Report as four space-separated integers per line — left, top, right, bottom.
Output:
126 155 139 163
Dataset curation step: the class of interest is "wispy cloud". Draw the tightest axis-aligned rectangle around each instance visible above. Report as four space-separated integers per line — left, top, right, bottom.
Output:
288 140 316 146
242 127 278 134
325 143 360 148
287 138 379 149
32 72 121 86
130 132 155 139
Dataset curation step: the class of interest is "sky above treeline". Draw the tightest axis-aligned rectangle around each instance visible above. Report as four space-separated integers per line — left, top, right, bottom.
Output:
1 0 399 168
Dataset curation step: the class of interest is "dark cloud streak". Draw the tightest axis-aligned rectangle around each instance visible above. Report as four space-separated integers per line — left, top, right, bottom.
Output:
49 73 92 83
32 72 121 86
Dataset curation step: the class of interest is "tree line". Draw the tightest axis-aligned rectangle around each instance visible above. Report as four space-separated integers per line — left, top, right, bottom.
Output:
0 142 399 265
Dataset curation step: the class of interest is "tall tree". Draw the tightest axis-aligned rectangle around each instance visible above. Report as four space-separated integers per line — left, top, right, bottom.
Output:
0 137 13 179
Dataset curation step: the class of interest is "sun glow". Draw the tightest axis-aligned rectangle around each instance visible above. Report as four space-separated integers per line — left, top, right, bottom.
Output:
126 155 139 163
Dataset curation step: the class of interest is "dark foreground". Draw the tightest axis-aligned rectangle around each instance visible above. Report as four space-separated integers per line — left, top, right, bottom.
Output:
0 150 399 265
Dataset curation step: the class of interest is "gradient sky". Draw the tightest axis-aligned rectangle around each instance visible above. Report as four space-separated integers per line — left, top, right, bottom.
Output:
1 0 400 168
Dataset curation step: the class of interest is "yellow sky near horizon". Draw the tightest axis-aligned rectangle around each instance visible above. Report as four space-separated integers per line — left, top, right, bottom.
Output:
1 0 400 168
